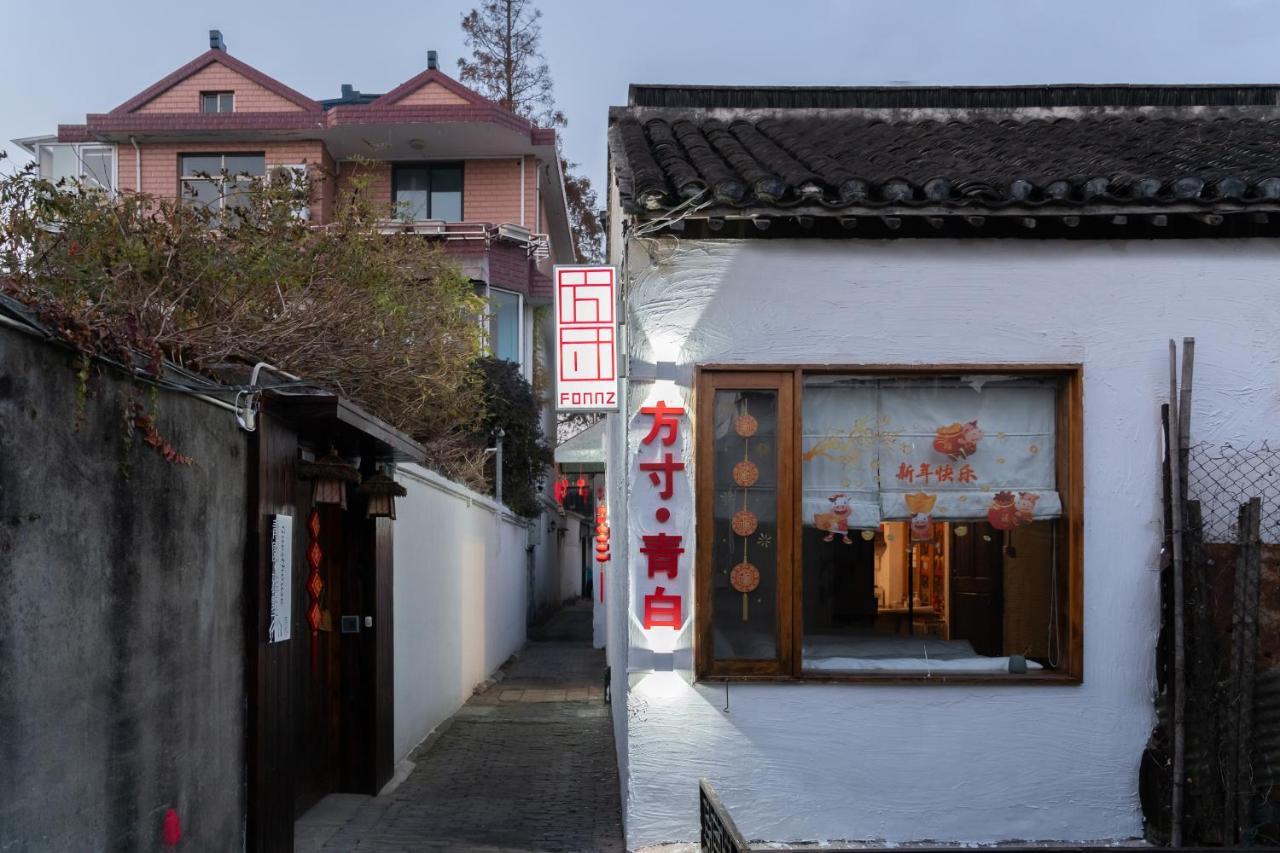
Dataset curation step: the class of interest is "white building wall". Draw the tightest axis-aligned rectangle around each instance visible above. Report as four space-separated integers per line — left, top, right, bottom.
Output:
392 464 529 764
615 236 1280 848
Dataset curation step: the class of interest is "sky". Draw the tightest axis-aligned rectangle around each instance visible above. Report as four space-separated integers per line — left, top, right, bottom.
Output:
3 0 1280 203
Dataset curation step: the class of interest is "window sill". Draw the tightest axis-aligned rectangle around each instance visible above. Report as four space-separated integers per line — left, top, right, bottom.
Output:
696 670 1082 686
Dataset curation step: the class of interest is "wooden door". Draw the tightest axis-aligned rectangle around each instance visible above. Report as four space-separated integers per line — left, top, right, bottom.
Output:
293 498 346 815
949 522 1004 656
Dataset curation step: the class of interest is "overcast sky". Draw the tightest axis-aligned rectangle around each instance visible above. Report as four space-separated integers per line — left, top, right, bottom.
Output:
3 0 1279 201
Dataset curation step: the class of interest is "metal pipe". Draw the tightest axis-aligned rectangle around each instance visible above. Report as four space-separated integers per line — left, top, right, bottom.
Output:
495 428 505 506
130 136 141 193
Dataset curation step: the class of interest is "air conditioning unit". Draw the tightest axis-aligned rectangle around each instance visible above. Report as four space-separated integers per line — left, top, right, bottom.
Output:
497 223 533 243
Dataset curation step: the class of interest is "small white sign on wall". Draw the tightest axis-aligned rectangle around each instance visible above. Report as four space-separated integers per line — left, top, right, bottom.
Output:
554 265 620 412
269 514 293 643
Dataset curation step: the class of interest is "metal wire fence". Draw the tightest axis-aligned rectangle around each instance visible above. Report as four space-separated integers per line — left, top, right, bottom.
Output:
1187 441 1280 544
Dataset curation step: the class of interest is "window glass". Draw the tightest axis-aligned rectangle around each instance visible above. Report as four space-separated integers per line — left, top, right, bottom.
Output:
40 145 79 184
429 165 463 221
201 92 234 113
489 289 521 364
80 147 114 190
180 155 223 177
179 154 265 214
222 155 265 177
711 388 780 661
799 376 1062 675
181 179 221 210
393 167 430 220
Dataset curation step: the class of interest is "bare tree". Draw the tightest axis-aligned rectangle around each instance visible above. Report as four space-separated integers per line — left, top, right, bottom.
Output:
459 0 603 262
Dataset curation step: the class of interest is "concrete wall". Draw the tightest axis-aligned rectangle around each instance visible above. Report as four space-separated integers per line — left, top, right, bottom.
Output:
0 327 247 851
613 236 1280 848
391 464 530 763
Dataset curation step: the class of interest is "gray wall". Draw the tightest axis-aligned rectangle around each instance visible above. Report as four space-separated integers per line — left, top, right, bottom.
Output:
0 327 247 852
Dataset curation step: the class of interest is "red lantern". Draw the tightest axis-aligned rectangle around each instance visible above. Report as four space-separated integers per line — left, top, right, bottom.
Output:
577 476 588 499
553 477 569 505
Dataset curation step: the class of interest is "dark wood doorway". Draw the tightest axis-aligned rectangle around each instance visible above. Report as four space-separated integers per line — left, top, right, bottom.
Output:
949 521 1004 656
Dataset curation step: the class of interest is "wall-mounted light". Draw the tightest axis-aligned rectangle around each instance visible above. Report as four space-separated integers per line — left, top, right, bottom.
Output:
359 468 407 519
298 448 361 509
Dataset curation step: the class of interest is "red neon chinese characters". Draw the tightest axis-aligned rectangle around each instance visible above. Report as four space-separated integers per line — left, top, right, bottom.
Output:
640 533 685 579
639 401 685 446
643 586 683 629
640 453 684 500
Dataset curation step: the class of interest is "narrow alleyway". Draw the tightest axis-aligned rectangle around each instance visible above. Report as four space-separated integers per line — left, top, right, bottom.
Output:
297 600 625 852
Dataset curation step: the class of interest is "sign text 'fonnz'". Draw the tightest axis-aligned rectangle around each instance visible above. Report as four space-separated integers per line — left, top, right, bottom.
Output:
554 265 619 412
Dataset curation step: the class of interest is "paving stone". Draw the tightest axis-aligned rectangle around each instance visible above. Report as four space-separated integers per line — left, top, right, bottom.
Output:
315 601 624 853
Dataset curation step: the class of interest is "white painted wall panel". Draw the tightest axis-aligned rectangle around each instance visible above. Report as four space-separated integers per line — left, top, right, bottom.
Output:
616 236 1280 848
392 464 530 764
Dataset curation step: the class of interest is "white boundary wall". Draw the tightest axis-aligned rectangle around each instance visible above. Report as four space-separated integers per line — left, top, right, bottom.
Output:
392 463 530 763
612 237 1280 848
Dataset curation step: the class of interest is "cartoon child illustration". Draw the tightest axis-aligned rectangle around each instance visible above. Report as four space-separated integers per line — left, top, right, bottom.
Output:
1014 491 1040 526
933 420 984 460
814 493 853 544
904 492 938 542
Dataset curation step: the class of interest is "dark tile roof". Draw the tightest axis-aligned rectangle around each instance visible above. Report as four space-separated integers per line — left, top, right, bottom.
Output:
609 89 1280 216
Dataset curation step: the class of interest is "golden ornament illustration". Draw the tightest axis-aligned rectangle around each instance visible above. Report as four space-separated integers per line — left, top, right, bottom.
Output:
731 509 759 537
735 413 758 437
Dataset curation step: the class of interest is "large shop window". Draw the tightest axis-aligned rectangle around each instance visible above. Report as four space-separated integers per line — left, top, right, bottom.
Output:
696 369 1082 682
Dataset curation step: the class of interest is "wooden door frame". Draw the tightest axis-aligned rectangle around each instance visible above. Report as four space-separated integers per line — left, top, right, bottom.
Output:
694 369 796 678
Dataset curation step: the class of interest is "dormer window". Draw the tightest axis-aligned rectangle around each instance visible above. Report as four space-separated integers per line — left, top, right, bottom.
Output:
200 91 234 113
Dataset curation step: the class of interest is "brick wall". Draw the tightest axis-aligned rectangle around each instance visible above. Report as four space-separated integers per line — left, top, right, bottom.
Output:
335 161 394 216
392 82 470 107
134 64 304 113
463 157 539 226
118 140 330 219
329 156 541 227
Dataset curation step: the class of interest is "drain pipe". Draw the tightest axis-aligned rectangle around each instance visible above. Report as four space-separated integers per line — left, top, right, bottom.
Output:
130 136 140 193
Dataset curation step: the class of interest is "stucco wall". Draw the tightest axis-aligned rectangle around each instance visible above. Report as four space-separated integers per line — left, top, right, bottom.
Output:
391 464 530 763
614 236 1280 848
0 328 246 851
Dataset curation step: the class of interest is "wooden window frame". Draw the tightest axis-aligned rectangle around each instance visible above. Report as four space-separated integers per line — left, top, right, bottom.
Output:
694 364 1084 686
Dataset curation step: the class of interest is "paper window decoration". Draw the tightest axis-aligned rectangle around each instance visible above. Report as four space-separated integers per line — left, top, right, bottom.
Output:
801 377 1062 529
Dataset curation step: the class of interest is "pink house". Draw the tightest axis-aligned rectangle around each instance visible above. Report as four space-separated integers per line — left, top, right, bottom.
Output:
14 30 576 377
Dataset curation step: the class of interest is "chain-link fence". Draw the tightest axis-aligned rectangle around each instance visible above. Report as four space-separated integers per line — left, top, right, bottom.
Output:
1187 441 1280 544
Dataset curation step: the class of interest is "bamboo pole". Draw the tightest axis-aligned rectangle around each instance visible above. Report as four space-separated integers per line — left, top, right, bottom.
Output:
1237 497 1262 837
1169 339 1187 847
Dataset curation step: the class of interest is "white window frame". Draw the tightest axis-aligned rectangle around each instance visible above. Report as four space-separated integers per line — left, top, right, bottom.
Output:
486 285 525 369
35 142 118 195
200 91 235 114
179 152 266 214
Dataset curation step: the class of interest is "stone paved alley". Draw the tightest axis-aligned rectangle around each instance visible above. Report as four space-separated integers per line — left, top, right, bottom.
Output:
296 601 625 852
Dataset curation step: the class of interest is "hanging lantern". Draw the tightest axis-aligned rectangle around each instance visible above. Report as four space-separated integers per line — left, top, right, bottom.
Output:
594 503 610 563
554 476 569 505
576 475 589 499
298 448 361 509
359 469 407 519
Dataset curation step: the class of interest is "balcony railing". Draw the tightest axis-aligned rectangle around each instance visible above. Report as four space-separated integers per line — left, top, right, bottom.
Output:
374 219 550 260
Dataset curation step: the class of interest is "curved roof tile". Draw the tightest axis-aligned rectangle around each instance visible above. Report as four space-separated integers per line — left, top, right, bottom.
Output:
610 107 1280 215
